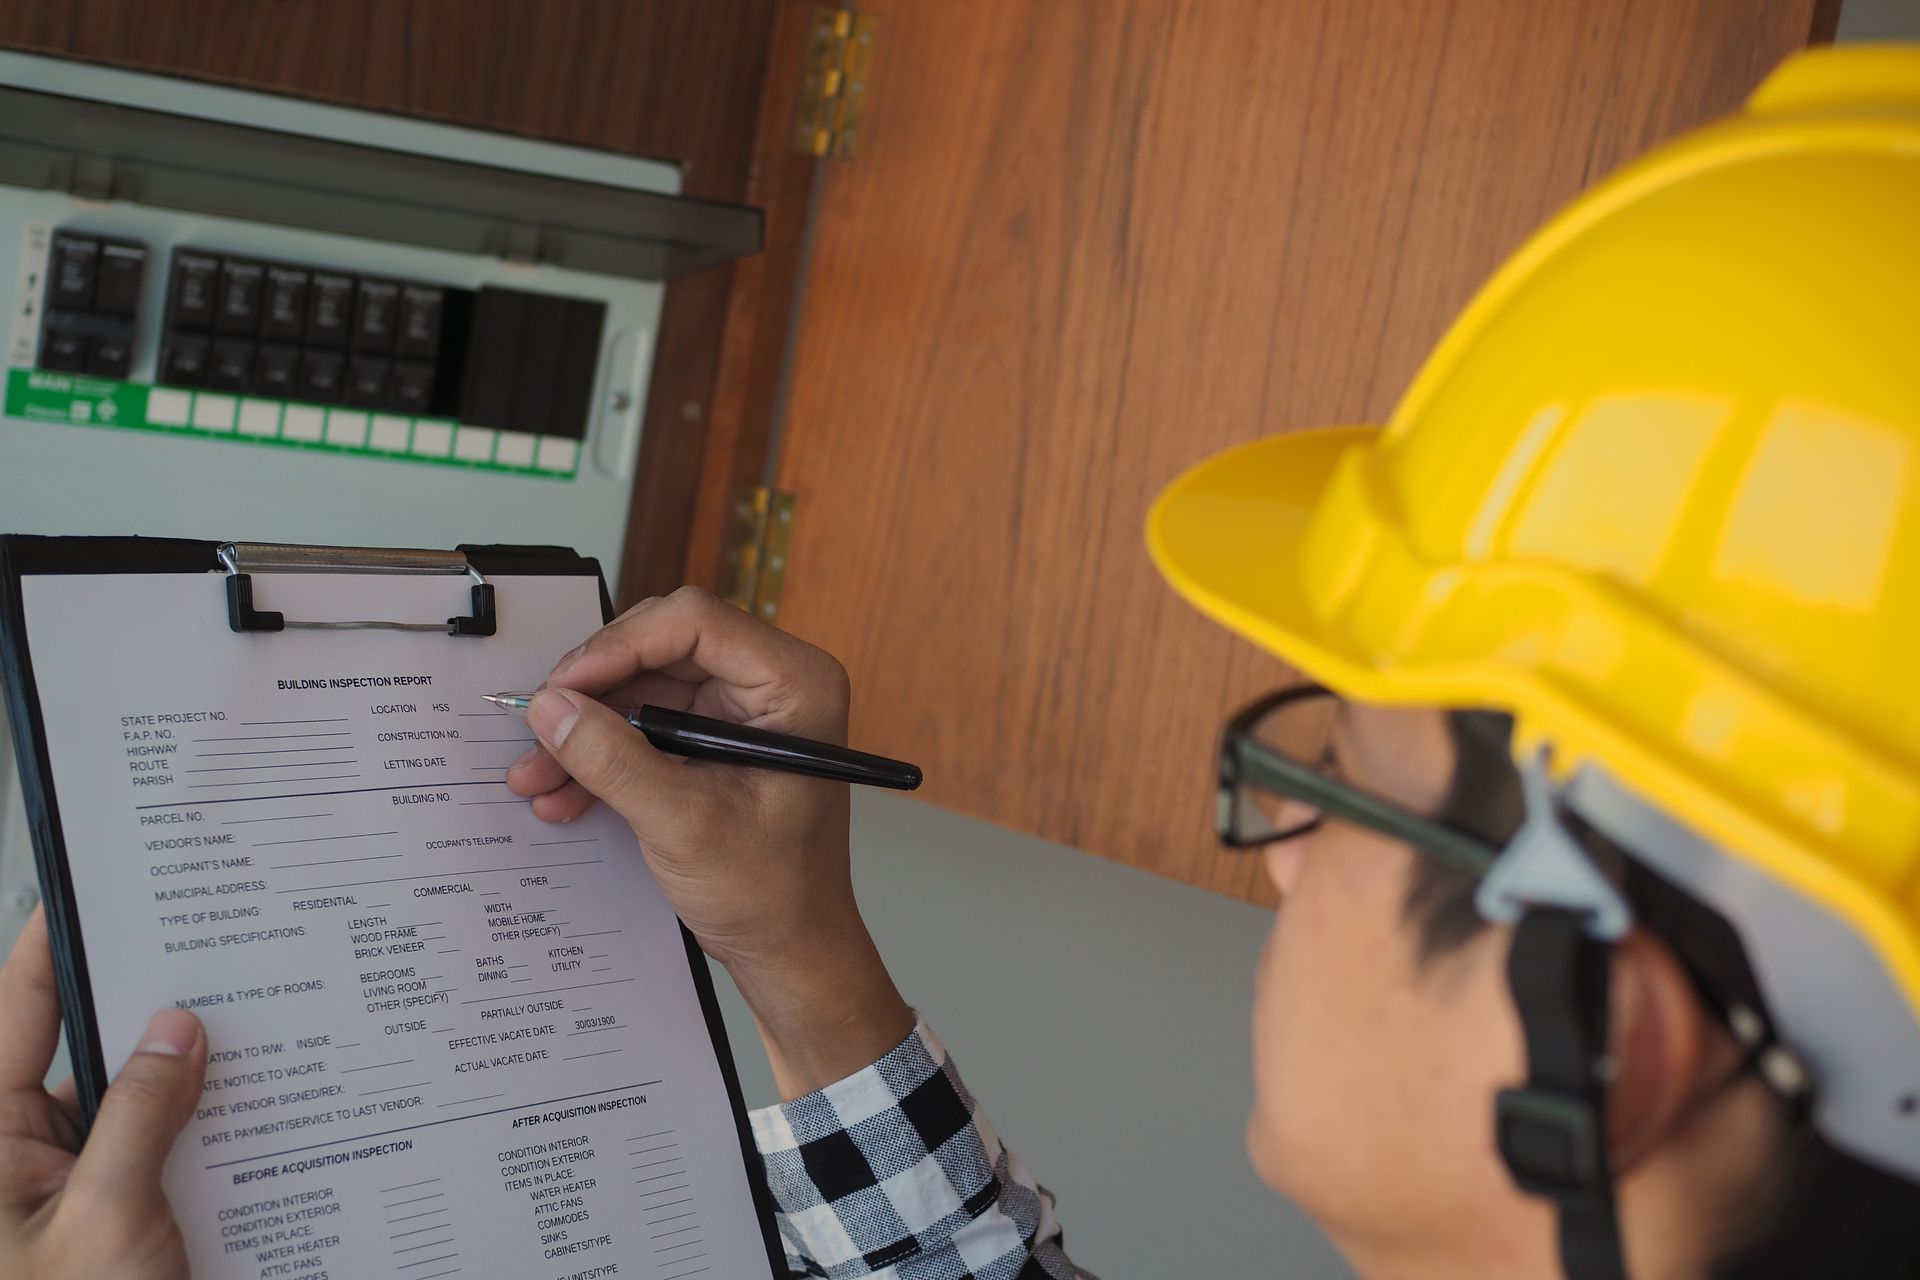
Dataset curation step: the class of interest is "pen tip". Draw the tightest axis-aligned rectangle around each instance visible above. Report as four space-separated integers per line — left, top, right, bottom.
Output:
480 693 503 706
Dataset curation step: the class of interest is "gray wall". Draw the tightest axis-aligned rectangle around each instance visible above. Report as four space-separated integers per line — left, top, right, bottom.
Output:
1839 0 1920 41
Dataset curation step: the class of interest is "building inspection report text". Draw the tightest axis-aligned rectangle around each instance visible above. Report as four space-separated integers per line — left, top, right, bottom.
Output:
20 570 766 1280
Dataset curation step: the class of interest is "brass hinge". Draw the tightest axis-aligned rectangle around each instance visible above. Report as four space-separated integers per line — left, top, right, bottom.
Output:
719 487 797 623
794 8 876 159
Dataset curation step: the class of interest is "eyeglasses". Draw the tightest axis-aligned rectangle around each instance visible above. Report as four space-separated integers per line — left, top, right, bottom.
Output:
1216 685 1499 879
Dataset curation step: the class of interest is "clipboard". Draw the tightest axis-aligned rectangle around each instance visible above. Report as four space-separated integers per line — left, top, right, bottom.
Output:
0 533 786 1279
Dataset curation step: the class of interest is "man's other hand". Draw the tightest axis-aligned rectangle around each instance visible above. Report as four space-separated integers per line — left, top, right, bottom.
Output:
0 907 205 1279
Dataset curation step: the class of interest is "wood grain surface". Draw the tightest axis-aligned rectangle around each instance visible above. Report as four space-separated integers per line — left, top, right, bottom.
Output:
770 0 1827 904
0 0 781 608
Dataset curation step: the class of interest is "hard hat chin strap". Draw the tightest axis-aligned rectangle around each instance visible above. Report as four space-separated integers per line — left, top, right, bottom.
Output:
1498 907 1628 1280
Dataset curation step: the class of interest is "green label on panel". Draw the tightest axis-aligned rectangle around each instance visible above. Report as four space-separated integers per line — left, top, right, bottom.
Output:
4 369 148 426
2 367 580 480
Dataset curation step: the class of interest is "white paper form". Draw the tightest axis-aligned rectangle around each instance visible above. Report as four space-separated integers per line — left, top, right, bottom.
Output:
20 570 772 1280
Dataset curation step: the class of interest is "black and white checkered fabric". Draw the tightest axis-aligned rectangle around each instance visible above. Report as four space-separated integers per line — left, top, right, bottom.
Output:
750 1019 1096 1280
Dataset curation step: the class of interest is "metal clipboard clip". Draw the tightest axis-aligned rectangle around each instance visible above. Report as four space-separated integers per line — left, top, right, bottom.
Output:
218 542 498 637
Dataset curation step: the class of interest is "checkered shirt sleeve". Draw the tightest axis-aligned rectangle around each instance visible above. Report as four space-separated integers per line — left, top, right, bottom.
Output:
749 1018 1097 1280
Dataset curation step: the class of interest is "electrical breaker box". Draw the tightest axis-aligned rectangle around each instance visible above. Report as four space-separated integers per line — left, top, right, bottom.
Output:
0 50 757 572
0 50 760 1003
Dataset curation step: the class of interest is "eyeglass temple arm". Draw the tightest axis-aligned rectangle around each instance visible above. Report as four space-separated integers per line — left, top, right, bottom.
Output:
1237 745 1499 878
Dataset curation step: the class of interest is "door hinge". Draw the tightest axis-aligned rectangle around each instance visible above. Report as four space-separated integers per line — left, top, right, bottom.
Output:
719 486 797 623
794 8 876 159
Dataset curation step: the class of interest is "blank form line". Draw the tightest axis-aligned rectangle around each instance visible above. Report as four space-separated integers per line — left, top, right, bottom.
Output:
652 1225 702 1241
339 1059 416 1074
271 853 403 870
256 830 400 847
436 1093 505 1107
628 1130 676 1142
459 799 530 806
381 1192 446 1209
646 1198 694 1212
648 1211 698 1226
222 812 333 825
194 732 351 742
458 712 507 717
632 1156 682 1170
384 1208 450 1225
463 737 534 743
529 838 599 847
187 759 355 773
276 859 603 894
560 929 623 940
393 1238 457 1255
191 774 360 789
391 1223 452 1240
631 1142 680 1155
198 746 358 758
460 977 634 1005
634 1169 683 1183
358 1081 432 1098
397 1253 460 1270
412 1270 462 1279
242 718 349 726
563 1048 623 1063
641 1186 691 1198
374 1182 439 1205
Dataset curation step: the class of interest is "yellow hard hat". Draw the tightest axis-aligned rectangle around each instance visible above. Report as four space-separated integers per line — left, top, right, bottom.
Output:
1149 45 1920 1178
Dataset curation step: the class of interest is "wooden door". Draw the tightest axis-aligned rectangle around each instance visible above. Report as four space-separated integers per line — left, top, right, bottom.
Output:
764 0 1835 904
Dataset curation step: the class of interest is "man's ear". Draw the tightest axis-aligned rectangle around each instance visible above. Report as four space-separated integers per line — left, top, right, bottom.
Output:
1606 928 1721 1172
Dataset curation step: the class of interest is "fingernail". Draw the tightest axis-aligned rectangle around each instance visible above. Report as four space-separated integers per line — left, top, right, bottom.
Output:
529 689 579 750
139 1008 199 1056
509 745 541 771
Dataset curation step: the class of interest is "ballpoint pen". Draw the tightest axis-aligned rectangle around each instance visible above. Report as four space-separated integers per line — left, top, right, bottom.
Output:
481 692 923 791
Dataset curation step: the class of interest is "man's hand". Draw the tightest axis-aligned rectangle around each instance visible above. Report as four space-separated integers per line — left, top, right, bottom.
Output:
507 586 913 1098
0 908 206 1279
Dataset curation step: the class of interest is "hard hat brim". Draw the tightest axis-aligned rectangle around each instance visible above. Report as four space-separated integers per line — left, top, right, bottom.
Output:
1148 424 1394 697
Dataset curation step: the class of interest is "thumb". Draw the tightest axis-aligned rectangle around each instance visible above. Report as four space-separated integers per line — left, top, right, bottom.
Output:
70 1009 206 1204
528 688 710 837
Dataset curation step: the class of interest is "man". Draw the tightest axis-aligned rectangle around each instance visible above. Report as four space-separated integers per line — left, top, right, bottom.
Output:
2 43 1917 1280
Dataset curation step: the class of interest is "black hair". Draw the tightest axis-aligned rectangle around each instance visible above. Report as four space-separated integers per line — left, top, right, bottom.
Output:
1404 710 1920 1279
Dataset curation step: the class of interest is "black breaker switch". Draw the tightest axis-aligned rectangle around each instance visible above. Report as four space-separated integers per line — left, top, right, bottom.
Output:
38 232 148 379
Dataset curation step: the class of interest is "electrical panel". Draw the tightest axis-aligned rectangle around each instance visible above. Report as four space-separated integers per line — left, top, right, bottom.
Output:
0 50 762 973
1 48 758 544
